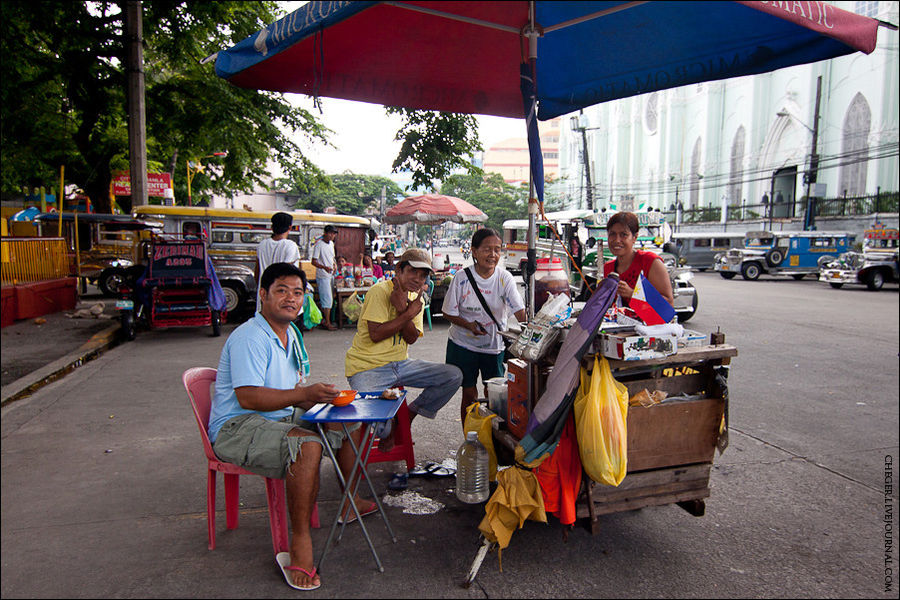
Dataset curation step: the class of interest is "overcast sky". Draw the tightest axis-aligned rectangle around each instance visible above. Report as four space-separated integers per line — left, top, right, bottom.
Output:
288 95 525 179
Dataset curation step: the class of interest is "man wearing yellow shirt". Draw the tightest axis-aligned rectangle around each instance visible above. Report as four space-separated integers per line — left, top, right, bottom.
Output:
345 248 462 450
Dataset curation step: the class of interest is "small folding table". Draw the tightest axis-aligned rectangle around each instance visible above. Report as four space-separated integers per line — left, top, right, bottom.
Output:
302 391 404 572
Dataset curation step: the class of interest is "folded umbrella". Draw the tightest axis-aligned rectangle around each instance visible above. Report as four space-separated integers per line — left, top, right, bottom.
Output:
516 274 619 467
477 466 547 571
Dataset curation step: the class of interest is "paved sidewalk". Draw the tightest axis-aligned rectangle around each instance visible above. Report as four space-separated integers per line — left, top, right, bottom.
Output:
1 289 121 404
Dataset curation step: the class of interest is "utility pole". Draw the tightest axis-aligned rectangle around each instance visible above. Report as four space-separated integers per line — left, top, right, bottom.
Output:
125 0 148 210
803 76 822 230
570 111 593 210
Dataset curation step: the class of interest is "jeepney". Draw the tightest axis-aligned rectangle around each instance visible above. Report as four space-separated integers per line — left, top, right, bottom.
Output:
714 230 851 281
819 228 899 290
34 212 162 296
670 232 746 271
132 206 374 316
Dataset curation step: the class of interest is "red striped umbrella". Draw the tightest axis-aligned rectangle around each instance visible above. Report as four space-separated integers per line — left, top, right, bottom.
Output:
384 194 488 225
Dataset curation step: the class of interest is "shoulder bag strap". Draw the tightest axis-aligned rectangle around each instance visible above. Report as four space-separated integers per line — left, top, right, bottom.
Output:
464 267 501 329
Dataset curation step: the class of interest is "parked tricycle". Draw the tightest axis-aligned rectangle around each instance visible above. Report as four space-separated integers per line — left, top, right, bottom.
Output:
116 235 226 340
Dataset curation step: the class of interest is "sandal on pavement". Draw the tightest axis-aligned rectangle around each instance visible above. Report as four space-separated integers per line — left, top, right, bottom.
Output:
387 472 408 491
276 552 321 591
337 501 378 525
409 461 456 478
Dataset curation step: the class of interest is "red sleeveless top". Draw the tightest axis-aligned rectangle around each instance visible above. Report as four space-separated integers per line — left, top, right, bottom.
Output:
604 250 661 304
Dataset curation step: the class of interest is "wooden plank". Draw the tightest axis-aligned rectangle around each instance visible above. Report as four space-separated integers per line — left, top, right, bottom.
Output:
603 344 738 370
591 463 711 493
577 487 710 518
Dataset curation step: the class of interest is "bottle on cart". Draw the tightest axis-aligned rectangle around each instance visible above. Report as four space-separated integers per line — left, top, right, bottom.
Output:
534 257 570 311
455 431 489 504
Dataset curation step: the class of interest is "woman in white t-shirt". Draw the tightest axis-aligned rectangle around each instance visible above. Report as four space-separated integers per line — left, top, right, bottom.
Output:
443 228 526 427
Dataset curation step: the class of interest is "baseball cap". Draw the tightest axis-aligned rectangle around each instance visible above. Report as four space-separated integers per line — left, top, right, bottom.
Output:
323 225 338 234
397 248 433 272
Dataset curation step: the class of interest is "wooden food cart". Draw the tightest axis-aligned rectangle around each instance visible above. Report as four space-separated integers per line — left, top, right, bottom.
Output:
493 339 737 534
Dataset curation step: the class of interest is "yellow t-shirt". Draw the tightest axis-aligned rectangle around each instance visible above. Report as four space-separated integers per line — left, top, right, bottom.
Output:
345 279 424 377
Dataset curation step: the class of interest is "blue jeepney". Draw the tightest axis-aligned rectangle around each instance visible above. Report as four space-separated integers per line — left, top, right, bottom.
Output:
714 230 852 281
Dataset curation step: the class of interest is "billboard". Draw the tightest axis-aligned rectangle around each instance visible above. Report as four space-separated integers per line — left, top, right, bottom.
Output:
113 173 172 197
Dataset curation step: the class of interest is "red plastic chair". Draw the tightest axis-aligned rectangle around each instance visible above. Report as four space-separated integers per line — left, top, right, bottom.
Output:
365 398 416 471
182 367 319 554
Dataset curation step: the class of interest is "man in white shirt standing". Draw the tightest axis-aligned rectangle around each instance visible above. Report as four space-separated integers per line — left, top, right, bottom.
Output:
311 225 338 330
256 212 301 310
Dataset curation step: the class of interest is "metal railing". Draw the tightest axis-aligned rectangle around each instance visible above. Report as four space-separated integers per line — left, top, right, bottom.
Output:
1 237 71 284
664 191 898 225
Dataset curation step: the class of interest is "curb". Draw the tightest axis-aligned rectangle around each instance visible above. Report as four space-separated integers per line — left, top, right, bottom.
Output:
1 323 121 406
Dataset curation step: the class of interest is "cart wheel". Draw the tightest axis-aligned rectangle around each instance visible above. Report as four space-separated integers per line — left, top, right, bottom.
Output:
211 310 222 337
120 311 136 341
677 289 698 323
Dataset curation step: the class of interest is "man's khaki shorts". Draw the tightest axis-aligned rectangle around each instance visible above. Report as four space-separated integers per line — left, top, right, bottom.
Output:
212 410 358 479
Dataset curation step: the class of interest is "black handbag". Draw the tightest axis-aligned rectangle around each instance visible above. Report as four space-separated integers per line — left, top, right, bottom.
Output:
464 267 514 360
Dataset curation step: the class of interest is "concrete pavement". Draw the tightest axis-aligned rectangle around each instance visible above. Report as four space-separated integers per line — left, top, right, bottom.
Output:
1 273 897 598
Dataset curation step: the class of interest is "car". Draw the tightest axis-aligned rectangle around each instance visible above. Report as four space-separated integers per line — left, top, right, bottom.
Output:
714 230 852 281
819 228 899 290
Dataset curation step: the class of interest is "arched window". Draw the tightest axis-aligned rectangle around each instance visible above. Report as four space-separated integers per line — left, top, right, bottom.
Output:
690 138 702 208
730 126 745 206
839 93 870 197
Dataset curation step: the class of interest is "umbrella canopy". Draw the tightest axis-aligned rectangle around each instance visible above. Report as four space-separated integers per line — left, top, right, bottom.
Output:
215 1 881 120
384 193 488 225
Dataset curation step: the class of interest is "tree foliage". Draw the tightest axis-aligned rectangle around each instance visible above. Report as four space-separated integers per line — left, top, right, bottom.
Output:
289 173 406 216
386 108 483 191
439 172 528 234
0 1 329 212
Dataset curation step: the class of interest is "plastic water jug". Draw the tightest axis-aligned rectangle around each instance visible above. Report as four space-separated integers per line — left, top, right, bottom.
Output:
534 257 570 311
456 431 489 503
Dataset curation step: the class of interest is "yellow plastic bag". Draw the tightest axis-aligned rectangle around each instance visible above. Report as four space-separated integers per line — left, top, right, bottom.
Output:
342 291 363 323
573 355 629 486
464 403 498 482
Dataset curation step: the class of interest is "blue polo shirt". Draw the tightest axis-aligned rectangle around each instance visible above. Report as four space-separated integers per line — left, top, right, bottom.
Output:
208 313 308 443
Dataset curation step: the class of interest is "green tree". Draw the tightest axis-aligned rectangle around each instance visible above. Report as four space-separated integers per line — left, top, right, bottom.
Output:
1 1 329 212
440 172 528 233
288 172 406 215
387 108 483 191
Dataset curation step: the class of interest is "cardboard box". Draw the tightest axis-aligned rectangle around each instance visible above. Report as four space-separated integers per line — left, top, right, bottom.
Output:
599 330 678 361
678 329 707 348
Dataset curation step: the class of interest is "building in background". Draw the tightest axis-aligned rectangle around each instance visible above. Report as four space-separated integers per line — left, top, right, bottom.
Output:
559 0 898 218
483 118 560 184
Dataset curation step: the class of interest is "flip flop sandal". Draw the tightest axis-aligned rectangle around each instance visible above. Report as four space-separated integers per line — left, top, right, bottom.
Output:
337 501 378 525
387 472 408 490
409 462 457 478
276 552 321 591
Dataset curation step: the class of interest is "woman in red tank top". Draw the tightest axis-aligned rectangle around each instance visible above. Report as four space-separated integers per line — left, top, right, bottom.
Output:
603 212 674 307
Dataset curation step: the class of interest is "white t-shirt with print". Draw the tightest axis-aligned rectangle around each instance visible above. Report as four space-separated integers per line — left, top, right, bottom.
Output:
443 267 525 354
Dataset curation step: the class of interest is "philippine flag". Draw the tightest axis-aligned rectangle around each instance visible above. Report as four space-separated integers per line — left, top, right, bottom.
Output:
630 274 676 325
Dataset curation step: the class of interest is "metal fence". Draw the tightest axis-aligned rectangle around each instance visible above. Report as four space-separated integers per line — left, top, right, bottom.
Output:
1 237 70 284
665 192 899 225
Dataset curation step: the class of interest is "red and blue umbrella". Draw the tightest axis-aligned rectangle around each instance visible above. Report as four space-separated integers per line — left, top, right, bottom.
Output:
214 1 883 203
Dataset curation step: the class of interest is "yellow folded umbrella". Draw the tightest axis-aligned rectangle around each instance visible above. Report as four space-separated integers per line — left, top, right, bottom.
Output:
477 467 547 570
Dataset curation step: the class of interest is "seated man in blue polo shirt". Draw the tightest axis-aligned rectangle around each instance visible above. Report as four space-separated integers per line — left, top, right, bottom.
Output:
208 262 375 591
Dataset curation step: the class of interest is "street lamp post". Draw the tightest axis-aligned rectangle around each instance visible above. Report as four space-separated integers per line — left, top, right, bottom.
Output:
186 152 228 205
